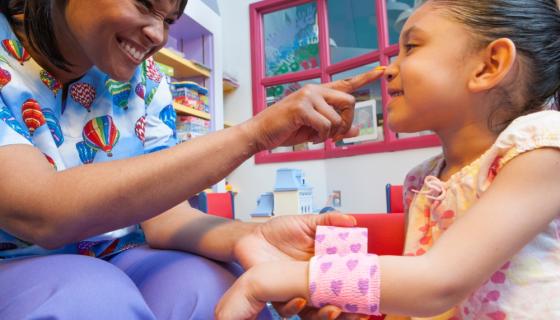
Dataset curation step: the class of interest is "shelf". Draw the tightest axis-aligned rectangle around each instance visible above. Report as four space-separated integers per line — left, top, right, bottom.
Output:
154 48 211 78
173 102 211 120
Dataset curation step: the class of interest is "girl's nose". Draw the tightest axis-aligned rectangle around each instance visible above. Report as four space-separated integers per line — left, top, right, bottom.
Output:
384 65 397 82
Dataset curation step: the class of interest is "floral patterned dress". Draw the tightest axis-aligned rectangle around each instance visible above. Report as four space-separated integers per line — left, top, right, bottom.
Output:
390 111 560 319
0 14 177 259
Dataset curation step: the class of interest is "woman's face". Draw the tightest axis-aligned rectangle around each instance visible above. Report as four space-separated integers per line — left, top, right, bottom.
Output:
384 2 480 134
62 0 181 81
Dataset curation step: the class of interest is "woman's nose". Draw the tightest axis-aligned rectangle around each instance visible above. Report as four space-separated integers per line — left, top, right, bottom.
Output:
143 20 166 46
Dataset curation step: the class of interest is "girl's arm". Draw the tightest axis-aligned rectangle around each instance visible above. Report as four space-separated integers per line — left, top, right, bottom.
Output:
217 148 560 318
381 147 560 316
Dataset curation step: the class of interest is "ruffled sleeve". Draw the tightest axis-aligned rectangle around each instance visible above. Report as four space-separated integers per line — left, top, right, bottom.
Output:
477 110 560 191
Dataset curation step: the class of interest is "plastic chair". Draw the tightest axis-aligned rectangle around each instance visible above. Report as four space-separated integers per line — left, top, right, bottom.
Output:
351 213 406 320
385 184 404 213
197 191 235 220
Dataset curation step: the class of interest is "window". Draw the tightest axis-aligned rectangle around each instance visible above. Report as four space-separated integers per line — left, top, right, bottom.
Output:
250 0 439 164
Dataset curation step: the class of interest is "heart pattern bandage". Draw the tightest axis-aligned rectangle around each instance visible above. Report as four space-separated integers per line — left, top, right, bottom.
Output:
309 226 381 315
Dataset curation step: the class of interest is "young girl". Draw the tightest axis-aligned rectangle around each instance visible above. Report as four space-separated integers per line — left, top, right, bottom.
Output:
215 0 560 319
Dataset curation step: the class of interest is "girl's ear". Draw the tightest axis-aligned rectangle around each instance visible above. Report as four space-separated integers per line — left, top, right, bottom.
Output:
468 38 517 93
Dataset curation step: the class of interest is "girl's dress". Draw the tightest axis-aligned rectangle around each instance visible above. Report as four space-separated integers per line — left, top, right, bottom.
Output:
391 110 560 319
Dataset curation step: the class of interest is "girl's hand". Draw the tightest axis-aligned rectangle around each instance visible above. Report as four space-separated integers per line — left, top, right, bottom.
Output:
239 68 385 151
215 261 310 320
232 213 359 319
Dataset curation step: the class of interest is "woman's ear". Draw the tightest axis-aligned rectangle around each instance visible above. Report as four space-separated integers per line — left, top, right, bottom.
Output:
468 38 517 93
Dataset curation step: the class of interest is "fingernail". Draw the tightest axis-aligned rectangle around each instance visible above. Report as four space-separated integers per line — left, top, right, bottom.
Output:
328 310 341 320
374 66 386 72
295 298 307 310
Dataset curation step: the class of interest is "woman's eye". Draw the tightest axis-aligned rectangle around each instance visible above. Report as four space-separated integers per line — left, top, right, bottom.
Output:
136 0 153 11
164 19 176 25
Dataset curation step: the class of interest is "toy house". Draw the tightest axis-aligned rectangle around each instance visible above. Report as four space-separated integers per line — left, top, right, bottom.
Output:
273 168 313 215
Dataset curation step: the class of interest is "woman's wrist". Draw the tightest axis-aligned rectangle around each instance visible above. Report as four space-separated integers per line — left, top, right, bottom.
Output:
236 118 266 153
231 221 259 265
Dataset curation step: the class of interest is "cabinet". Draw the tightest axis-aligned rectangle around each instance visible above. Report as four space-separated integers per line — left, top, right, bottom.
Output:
154 0 228 191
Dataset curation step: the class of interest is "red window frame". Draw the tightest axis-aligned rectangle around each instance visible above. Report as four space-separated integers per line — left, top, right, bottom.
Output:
250 0 440 164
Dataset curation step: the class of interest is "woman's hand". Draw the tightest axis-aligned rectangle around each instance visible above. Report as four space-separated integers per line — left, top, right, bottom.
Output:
240 67 385 151
233 213 364 319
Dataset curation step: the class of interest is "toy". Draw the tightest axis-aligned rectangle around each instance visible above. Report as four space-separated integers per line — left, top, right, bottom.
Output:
273 168 313 215
250 192 274 222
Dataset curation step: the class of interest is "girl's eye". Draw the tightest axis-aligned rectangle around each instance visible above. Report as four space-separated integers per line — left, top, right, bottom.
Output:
164 19 176 25
404 43 418 53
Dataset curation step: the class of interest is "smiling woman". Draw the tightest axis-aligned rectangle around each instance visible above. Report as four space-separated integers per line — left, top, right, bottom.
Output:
1 0 187 82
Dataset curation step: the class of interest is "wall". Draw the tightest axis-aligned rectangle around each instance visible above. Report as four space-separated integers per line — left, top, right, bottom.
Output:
219 0 441 220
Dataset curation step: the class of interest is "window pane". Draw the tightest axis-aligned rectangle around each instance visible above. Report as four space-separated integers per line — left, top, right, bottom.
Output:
327 0 378 64
263 2 320 77
386 0 418 45
332 63 385 146
265 79 325 153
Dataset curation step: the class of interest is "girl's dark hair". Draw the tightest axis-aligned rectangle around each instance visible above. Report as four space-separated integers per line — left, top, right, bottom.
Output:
427 0 560 130
0 0 189 72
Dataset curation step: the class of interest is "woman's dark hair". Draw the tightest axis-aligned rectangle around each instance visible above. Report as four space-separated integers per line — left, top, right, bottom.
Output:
426 0 560 130
0 0 189 72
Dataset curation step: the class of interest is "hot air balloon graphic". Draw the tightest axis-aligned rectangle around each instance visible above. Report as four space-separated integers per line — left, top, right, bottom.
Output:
43 153 57 170
135 83 145 100
0 66 11 91
2 39 30 65
0 54 10 66
105 79 131 110
76 140 97 164
40 70 62 96
70 82 96 112
145 57 162 83
82 115 120 157
43 108 64 147
159 104 176 137
0 106 31 141
135 115 146 142
21 98 46 135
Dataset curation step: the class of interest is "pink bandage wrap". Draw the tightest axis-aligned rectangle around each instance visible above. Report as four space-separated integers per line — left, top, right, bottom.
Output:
314 225 368 256
309 226 381 315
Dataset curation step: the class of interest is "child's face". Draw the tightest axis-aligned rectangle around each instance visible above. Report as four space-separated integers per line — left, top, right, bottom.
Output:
385 2 481 134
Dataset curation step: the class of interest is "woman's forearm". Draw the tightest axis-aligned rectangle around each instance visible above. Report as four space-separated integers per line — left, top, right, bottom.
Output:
141 202 257 262
0 125 257 248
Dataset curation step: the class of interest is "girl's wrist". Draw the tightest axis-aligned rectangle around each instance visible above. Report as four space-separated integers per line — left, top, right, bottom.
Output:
250 261 311 303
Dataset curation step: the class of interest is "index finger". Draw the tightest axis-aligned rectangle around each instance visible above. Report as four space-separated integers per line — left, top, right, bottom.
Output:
323 66 386 93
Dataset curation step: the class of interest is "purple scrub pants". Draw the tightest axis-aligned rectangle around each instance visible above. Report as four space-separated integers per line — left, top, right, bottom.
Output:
0 245 272 319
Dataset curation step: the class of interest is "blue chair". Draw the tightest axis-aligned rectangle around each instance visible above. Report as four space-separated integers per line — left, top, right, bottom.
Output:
385 184 404 213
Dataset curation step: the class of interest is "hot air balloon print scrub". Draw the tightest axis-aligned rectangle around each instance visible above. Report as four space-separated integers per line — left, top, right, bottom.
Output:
43 108 64 147
70 82 96 112
0 66 11 91
82 115 120 157
106 79 131 110
21 98 46 135
1 39 30 65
